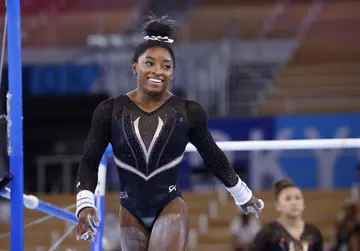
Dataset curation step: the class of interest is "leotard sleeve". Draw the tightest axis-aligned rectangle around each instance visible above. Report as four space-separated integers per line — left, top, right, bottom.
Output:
186 100 238 187
76 99 113 192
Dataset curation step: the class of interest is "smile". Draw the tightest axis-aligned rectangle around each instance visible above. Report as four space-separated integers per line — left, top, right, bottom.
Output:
148 78 163 85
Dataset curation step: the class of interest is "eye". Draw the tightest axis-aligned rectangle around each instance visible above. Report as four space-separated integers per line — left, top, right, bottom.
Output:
164 65 172 70
284 195 291 201
145 61 153 66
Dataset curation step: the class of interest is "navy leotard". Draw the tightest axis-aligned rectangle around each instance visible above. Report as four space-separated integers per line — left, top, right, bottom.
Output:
76 94 238 230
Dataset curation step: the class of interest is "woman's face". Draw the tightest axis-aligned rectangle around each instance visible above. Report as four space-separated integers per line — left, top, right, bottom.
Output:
133 46 174 96
275 186 305 218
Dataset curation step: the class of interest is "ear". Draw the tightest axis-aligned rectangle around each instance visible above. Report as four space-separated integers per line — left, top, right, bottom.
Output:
132 63 137 75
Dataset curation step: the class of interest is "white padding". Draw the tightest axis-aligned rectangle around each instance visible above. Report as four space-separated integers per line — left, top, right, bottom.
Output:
95 164 106 196
224 175 253 205
75 190 96 218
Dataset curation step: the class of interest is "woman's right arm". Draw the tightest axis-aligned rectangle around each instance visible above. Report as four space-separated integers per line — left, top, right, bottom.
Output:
75 99 113 242
75 99 113 216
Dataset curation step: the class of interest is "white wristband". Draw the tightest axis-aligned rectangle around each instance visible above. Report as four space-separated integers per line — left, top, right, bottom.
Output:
75 190 96 218
224 175 253 205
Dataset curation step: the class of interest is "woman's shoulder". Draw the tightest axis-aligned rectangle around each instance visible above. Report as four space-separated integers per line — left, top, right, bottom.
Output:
305 222 321 231
304 222 323 239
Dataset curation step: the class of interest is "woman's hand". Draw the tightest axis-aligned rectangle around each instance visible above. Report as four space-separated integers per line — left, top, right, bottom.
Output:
239 196 264 218
76 207 99 242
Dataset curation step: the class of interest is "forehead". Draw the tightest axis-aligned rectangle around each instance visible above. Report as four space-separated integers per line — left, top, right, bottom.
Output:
139 46 172 61
279 187 302 197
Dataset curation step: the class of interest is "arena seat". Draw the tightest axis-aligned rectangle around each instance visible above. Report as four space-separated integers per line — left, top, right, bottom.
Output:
184 2 312 42
18 11 133 47
198 228 232 244
282 63 360 75
0 3 136 47
258 0 360 115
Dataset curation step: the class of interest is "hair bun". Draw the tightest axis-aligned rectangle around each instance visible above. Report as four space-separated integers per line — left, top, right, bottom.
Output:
273 178 294 190
143 15 176 38
273 178 295 198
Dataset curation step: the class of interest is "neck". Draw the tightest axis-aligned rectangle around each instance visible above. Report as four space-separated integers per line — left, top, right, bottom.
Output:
278 215 303 228
135 88 168 105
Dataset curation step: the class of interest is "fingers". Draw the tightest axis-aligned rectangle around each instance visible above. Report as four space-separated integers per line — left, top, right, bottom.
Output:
76 222 92 241
81 230 95 242
257 199 265 209
76 213 99 242
75 224 81 241
91 209 100 227
86 214 97 235
251 203 261 218
239 198 265 218
76 222 96 242
246 204 260 218
252 199 265 218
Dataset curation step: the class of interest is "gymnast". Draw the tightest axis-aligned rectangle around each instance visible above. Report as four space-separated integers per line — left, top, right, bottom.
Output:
74 15 264 251
250 179 323 251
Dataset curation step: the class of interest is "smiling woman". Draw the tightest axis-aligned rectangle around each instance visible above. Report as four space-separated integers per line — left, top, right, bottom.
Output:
74 15 264 251
130 16 176 99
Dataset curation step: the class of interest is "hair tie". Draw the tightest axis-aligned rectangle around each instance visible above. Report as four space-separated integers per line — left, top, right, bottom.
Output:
143 35 174 43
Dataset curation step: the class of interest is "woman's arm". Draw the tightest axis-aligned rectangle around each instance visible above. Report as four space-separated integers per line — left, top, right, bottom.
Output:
186 100 263 214
75 99 113 216
186 100 239 187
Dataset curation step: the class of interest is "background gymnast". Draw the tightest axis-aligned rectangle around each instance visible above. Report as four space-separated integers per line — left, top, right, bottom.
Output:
74 15 264 251
250 179 323 251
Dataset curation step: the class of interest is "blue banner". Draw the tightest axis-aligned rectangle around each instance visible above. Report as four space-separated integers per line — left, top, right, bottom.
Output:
270 113 360 189
24 63 101 95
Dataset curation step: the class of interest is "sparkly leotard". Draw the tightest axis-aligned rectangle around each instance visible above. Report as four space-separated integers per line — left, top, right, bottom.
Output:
76 94 238 231
251 221 324 251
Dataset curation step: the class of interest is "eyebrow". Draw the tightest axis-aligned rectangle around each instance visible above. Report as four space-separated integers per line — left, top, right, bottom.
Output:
145 56 172 63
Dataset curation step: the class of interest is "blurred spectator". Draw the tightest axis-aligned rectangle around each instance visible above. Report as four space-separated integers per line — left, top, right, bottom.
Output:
332 199 360 251
230 209 261 251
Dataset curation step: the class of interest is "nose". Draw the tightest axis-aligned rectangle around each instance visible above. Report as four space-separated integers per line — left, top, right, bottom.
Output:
290 201 299 207
152 65 163 76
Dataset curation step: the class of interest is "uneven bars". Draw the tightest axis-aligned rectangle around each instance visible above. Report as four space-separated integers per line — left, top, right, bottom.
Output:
185 138 360 152
0 187 77 224
6 0 25 250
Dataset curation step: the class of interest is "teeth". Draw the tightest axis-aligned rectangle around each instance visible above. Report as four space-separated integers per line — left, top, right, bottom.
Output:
149 78 162 83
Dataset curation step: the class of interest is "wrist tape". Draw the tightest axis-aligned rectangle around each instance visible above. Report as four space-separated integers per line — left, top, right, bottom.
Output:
224 175 253 205
75 190 96 218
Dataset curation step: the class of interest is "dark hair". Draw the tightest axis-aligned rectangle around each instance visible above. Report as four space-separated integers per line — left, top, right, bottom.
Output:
273 178 297 200
132 15 177 68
